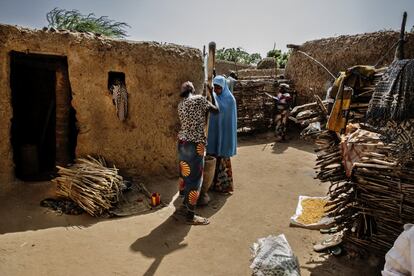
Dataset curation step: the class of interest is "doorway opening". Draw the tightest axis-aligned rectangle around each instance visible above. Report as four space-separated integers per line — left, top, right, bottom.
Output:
10 51 77 181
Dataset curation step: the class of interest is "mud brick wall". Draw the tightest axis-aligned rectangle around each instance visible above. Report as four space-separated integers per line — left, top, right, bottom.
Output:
285 31 414 104
0 24 203 190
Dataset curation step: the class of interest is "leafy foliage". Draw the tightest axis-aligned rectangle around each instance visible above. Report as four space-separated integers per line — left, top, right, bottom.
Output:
266 49 282 59
266 49 291 68
216 47 262 65
46 8 130 38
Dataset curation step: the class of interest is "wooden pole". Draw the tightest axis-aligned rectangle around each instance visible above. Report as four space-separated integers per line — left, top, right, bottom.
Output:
206 42 216 99
205 42 216 137
394 11 407 61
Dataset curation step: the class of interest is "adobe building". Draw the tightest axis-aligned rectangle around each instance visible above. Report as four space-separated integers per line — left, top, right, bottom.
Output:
0 24 204 192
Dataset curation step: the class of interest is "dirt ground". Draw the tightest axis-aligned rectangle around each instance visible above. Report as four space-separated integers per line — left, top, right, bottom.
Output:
0 132 381 276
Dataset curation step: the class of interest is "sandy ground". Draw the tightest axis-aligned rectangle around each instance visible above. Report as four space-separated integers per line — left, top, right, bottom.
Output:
0 133 381 276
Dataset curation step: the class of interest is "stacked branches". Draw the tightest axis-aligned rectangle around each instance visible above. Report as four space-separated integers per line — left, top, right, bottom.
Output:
308 62 414 256
339 122 414 255
314 130 346 184
347 68 386 121
290 66 385 139
290 97 328 139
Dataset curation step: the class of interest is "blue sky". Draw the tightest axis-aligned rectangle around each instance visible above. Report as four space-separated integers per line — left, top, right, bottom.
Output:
1 0 413 56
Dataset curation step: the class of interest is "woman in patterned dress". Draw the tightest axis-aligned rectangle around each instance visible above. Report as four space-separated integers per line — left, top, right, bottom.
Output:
206 75 237 194
177 81 219 225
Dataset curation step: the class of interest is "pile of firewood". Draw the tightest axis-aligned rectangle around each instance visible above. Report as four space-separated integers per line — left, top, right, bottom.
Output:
310 119 414 256
313 130 346 184
310 67 386 186
290 98 327 125
301 15 414 256
290 67 386 140
289 96 328 139
323 122 414 255
294 65 408 255
52 156 125 216
349 151 400 254
347 68 386 121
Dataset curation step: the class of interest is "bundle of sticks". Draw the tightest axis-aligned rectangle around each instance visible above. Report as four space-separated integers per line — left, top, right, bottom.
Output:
345 126 414 254
303 67 395 256
317 123 414 255
314 130 346 184
347 68 386 121
309 67 386 189
306 15 413 256
289 96 328 139
52 156 125 217
290 96 328 126
290 67 386 140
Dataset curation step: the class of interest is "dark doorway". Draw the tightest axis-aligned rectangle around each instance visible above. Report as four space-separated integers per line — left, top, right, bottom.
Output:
10 51 77 181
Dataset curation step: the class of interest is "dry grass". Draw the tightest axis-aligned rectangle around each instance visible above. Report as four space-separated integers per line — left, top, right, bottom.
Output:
52 156 124 216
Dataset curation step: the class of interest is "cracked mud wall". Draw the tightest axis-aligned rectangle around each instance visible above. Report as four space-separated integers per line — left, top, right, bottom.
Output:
285 31 414 104
0 24 203 191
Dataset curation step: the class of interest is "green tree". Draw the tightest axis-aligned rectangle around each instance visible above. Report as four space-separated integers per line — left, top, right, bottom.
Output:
266 49 282 59
278 52 290 68
249 53 262 64
46 8 130 38
216 47 262 65
266 49 290 68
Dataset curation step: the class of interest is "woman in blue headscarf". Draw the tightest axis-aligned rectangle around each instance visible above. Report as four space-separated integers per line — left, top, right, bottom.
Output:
207 75 237 193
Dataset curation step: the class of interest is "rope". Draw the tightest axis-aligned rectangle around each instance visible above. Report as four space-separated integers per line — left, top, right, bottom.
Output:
373 39 401 68
296 50 337 80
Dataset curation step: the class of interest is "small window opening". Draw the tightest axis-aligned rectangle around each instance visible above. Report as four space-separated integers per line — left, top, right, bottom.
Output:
108 72 128 121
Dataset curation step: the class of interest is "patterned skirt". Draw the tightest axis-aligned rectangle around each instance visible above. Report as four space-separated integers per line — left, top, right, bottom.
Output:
177 140 205 218
211 157 234 193
275 107 289 140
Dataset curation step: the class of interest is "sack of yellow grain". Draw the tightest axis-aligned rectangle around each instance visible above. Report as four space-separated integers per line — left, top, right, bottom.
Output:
290 196 334 229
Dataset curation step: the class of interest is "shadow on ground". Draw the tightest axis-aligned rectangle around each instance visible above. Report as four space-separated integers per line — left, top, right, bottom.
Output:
301 252 382 275
0 181 98 234
129 214 190 276
0 176 180 235
129 191 230 276
238 128 315 155
271 136 315 155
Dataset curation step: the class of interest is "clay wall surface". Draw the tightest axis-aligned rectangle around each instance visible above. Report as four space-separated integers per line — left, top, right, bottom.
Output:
215 60 253 76
0 24 203 190
285 31 414 104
